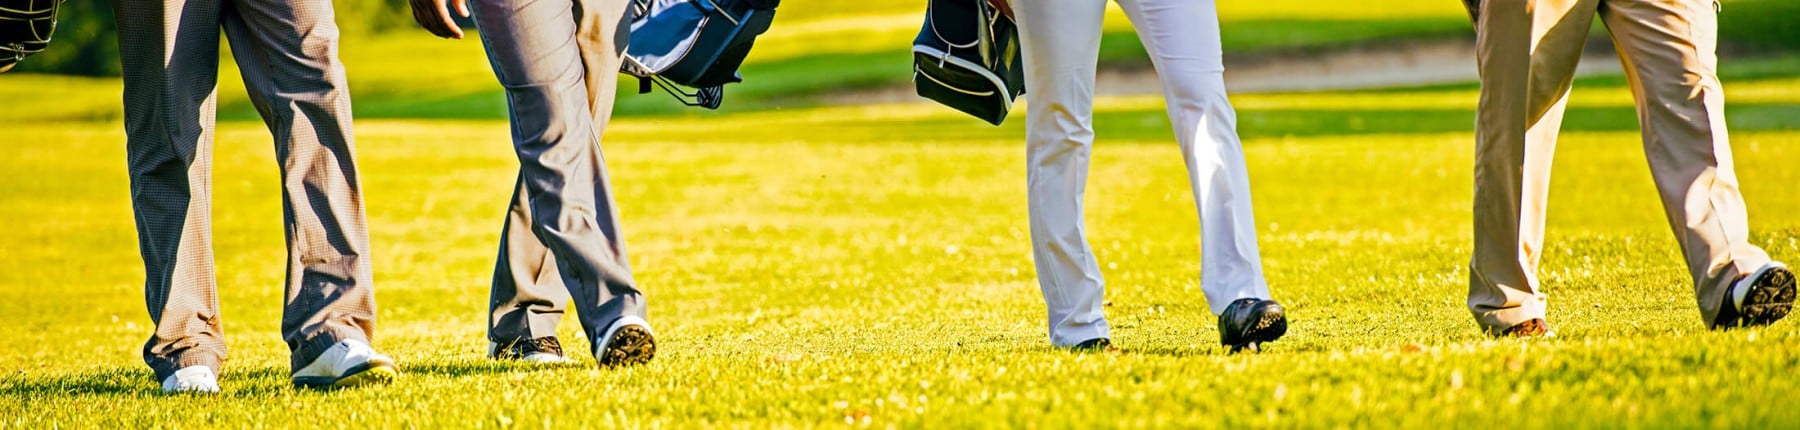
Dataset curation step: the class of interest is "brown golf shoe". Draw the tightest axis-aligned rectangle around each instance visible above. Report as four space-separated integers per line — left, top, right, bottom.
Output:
1497 318 1550 338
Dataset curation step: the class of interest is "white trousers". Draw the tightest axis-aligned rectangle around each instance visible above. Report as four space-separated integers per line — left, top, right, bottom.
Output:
1015 0 1270 346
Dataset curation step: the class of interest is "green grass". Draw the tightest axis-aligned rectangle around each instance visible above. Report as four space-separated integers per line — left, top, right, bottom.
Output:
4 47 1800 426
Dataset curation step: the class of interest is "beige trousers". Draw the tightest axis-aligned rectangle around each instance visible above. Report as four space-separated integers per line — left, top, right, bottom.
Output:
1469 0 1772 333
114 0 378 381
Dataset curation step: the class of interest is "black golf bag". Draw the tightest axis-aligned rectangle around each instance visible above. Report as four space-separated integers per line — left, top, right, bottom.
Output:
0 0 61 72
911 0 1024 125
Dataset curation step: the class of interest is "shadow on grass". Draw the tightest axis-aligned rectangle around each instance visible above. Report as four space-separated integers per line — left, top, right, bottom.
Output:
0 359 554 397
0 366 153 396
0 366 317 397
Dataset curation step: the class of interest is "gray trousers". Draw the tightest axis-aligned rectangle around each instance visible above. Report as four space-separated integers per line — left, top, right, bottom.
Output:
472 0 646 350
114 0 377 381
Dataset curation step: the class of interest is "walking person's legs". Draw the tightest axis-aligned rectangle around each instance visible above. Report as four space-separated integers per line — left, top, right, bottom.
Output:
115 0 228 392
1115 0 1268 312
489 176 577 360
1598 0 1790 329
221 0 397 388
1013 0 1110 349
1468 0 1597 336
486 0 633 363
472 0 652 366
118 0 396 391
1117 0 1285 352
221 0 386 377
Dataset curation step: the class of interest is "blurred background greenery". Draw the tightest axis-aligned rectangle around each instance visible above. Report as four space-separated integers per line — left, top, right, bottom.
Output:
26 0 1800 74
10 0 1800 118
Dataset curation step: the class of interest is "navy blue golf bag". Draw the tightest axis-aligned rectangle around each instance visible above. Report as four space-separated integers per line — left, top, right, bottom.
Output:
621 0 779 109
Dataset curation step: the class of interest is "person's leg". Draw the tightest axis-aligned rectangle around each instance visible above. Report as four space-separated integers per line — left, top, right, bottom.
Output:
221 0 380 371
115 0 228 384
1599 0 1778 328
1014 0 1110 347
569 0 644 347
486 0 630 357
1468 0 1598 335
488 175 573 349
1116 0 1269 314
573 0 630 125
471 0 645 354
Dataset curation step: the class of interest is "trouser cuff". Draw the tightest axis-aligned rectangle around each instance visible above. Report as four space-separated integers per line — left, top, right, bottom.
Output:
488 309 565 344
1472 299 1547 336
1048 320 1111 348
147 350 224 383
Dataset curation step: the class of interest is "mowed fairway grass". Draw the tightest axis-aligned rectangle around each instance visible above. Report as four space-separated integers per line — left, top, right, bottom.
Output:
5 55 1800 426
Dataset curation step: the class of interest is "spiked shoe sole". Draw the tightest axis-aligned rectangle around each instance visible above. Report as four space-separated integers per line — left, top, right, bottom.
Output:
598 326 656 367
1738 267 1796 327
293 360 399 389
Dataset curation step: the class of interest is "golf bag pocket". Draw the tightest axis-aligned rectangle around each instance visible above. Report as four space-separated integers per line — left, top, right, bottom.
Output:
622 0 779 109
912 0 1024 126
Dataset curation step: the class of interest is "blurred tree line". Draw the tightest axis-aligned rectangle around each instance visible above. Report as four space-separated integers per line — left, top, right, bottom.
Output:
14 0 423 76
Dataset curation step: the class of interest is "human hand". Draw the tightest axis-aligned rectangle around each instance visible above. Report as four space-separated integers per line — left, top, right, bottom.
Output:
410 0 470 39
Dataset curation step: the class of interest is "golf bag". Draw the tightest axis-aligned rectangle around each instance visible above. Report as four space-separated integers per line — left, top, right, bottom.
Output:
621 0 779 109
0 0 61 72
912 0 1024 126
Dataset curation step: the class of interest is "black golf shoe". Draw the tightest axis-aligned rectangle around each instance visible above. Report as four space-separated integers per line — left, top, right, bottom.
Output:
1219 298 1287 354
1714 264 1796 330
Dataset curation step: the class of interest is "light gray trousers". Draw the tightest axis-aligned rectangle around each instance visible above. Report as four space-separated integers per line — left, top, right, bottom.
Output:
114 0 377 381
472 0 646 350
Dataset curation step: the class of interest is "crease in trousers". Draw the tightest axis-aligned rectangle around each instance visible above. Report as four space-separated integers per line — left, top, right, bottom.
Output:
1014 0 1272 347
472 0 647 351
114 0 379 381
1468 0 1771 333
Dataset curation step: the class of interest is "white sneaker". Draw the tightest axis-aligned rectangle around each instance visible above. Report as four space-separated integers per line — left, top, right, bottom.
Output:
488 339 576 364
594 315 656 367
161 365 220 394
292 339 399 389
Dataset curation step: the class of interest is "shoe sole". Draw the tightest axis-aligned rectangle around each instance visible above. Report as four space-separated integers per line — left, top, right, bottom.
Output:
598 325 656 367
293 360 399 389
1228 302 1288 354
1739 267 1796 327
1068 338 1112 353
490 345 576 364
519 353 577 364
